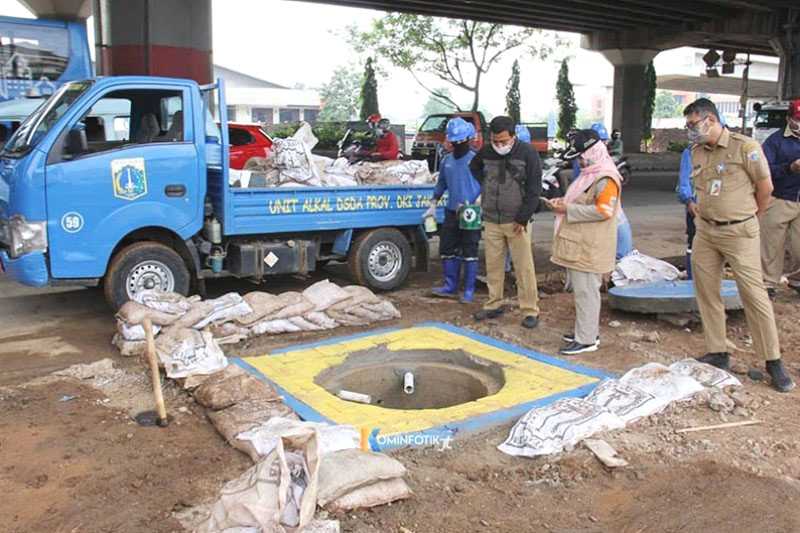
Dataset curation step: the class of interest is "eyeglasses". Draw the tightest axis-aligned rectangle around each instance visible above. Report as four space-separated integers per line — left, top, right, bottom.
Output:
685 115 709 130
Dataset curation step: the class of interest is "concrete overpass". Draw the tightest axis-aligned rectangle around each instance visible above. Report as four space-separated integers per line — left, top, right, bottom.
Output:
15 0 800 151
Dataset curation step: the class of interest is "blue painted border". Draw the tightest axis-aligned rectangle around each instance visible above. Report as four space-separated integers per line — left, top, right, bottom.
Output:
233 322 616 449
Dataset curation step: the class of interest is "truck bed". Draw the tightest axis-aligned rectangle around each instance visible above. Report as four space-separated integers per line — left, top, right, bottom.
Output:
212 182 438 235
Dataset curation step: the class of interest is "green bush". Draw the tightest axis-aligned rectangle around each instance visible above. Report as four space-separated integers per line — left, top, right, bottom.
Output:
667 140 690 153
313 122 348 150
268 123 301 139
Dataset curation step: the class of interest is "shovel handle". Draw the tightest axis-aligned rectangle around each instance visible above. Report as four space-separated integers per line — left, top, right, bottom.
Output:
143 318 168 427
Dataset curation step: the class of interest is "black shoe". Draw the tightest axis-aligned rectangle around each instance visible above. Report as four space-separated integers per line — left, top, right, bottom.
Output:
474 307 504 321
696 352 731 370
560 340 599 355
522 315 539 329
766 360 796 393
562 333 600 343
767 288 777 301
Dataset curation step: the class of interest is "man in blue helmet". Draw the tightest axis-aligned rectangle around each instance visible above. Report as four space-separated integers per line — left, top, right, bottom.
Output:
425 117 482 302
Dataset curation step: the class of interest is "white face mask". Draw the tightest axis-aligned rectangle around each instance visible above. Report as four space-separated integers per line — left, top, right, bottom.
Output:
492 142 513 156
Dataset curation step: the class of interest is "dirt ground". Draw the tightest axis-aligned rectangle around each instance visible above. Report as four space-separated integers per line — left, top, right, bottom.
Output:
2 268 800 533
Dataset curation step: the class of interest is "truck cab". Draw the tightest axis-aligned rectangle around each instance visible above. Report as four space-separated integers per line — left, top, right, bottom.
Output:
1 76 437 309
412 111 488 171
752 101 788 144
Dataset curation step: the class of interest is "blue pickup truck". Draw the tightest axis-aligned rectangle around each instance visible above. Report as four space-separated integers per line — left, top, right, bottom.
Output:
0 76 439 308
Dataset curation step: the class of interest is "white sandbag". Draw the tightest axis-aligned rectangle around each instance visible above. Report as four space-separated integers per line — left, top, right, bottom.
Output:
583 379 662 425
193 292 253 329
611 250 680 287
272 293 315 320
117 321 161 341
199 431 319 533
194 364 280 410
497 398 625 458
288 315 323 331
250 319 303 336
237 417 360 461
303 312 338 330
236 292 285 325
134 289 196 314
317 448 407 507
155 327 228 378
116 300 183 326
325 477 412 512
302 279 352 312
112 333 146 357
209 400 299 461
617 362 705 404
668 358 741 389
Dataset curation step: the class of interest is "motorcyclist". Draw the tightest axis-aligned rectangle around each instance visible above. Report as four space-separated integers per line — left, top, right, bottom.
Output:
608 129 623 156
369 116 400 161
426 117 481 302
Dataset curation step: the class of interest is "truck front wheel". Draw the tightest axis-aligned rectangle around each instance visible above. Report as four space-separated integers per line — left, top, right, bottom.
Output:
104 241 191 310
348 228 412 291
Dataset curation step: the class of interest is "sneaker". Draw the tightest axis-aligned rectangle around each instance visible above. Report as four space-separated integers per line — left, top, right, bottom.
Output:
521 315 539 329
766 360 796 393
559 340 599 355
474 307 504 321
695 352 730 370
562 333 600 343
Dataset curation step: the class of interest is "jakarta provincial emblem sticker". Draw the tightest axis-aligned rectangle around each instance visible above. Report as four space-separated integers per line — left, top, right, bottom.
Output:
112 157 148 201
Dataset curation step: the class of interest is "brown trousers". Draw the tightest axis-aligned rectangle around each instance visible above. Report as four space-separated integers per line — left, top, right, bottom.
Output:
760 198 800 289
482 222 540 316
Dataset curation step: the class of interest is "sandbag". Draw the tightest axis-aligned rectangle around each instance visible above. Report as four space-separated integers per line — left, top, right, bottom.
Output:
316 449 407 507
194 365 280 411
209 399 298 460
325 477 412 512
199 430 320 533
237 417 360 462
250 319 303 336
112 333 145 357
117 321 161 341
236 292 286 325
155 327 228 379
272 293 315 320
302 280 351 312
116 301 184 326
193 293 253 329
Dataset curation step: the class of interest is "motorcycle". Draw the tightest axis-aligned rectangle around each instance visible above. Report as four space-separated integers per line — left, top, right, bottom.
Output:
541 153 570 200
337 127 378 164
613 154 631 186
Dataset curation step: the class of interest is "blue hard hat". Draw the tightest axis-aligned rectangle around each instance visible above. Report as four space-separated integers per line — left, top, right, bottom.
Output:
590 122 609 141
446 117 475 143
515 125 531 143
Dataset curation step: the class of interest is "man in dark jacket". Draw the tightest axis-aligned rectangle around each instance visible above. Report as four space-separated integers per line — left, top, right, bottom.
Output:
470 116 542 328
760 99 800 298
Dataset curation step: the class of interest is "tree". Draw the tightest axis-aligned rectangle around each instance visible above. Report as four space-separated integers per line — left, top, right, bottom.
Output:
420 88 457 119
349 14 564 112
556 59 577 139
642 61 657 148
318 65 361 122
654 90 682 119
359 57 380 120
505 59 521 124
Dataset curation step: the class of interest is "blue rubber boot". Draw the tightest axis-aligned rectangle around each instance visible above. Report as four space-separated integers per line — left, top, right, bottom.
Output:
461 260 478 303
431 257 461 298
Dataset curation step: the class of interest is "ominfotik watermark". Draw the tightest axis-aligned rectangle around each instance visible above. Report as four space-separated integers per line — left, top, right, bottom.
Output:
364 428 454 451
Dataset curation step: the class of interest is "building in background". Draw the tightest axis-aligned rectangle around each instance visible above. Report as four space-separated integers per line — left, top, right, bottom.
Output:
214 65 321 125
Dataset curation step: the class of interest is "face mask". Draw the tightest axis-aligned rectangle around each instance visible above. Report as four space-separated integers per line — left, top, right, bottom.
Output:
452 141 471 158
687 116 712 144
492 142 513 156
789 118 800 137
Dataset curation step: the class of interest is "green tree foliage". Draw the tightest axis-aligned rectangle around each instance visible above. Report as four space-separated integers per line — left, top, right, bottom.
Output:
505 59 521 124
420 88 457 119
319 65 361 122
350 14 564 112
556 59 577 139
359 57 380 120
642 61 657 146
654 90 682 119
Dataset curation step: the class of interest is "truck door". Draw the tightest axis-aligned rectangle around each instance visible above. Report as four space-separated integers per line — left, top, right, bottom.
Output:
45 85 201 278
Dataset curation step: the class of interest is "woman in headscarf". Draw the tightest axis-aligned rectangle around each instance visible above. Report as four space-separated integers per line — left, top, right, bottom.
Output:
547 129 622 355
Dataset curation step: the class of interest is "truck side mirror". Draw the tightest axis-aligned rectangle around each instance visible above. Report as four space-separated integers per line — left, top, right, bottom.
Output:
66 126 88 156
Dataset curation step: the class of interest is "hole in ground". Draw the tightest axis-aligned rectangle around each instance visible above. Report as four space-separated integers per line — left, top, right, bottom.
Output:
314 346 506 410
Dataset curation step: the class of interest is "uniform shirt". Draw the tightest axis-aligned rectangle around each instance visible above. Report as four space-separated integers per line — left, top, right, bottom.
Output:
433 151 480 211
374 131 400 160
691 129 770 223
762 126 800 202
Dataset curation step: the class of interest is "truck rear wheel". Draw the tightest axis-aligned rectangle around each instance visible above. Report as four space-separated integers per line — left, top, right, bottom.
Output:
104 241 191 310
348 228 412 291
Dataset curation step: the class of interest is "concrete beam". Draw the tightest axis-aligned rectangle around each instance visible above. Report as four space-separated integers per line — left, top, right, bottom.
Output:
17 0 90 19
769 10 800 100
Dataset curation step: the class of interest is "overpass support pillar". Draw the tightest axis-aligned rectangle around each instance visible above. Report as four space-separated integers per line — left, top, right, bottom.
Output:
94 0 212 84
601 48 659 153
770 11 800 100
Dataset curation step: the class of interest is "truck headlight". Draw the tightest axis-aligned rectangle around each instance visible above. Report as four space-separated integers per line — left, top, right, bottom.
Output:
8 215 47 258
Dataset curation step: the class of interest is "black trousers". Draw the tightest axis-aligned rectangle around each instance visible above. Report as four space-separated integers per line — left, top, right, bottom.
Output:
440 209 481 260
686 209 696 249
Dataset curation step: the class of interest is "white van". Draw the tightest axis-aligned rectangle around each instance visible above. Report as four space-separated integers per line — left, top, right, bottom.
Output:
752 101 788 144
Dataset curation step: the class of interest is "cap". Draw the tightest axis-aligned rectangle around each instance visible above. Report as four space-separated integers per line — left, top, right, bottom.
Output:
562 129 601 160
789 100 800 121
367 113 382 124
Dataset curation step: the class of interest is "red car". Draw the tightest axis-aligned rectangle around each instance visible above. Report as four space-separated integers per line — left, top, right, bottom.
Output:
228 123 273 169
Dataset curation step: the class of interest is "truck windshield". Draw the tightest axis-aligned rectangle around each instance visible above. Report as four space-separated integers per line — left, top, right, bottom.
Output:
2 79 93 157
419 115 451 133
754 110 786 129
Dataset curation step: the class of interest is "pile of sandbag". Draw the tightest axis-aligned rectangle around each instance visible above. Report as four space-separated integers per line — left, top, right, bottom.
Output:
498 359 741 458
112 280 401 365
228 121 434 189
